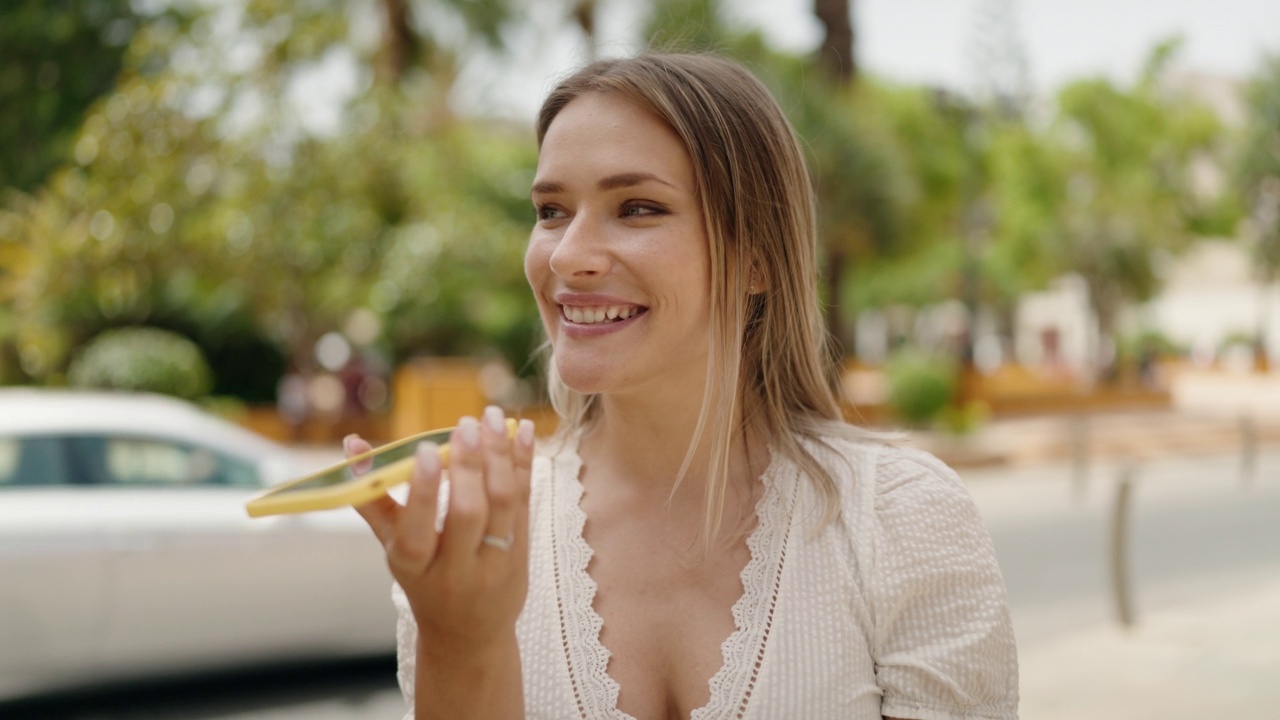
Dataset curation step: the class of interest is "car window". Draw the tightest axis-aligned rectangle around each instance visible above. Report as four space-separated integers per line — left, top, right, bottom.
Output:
68 436 261 488
0 436 70 487
0 435 261 488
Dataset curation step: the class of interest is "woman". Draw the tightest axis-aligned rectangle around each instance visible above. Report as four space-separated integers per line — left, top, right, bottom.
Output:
348 53 1019 720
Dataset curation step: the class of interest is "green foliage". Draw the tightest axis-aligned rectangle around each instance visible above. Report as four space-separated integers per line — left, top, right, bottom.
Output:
1239 54 1280 285
68 326 212 400
1219 330 1260 351
645 0 731 53
884 350 955 427
1116 328 1185 363
937 399 990 436
1 0 1252 400
0 0 147 193
1044 39 1224 369
1 3 541 397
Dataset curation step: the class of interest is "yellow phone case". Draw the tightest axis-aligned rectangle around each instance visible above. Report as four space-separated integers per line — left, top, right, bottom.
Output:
244 419 517 517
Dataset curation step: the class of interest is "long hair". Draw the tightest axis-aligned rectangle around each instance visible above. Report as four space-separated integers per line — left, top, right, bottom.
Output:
535 53 870 546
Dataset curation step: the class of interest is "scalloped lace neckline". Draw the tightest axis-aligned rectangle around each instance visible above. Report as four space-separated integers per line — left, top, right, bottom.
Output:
548 433 795 720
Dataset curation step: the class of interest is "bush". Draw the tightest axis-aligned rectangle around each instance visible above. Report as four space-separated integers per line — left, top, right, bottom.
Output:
884 350 955 428
68 326 213 400
937 399 991 436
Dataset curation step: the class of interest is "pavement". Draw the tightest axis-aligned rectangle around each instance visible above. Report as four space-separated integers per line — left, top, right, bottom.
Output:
1017 578 1280 719
955 370 1280 720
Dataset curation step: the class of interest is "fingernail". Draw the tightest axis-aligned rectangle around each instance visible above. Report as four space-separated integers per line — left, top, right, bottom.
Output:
458 417 481 449
416 442 440 476
483 405 506 434
517 419 535 449
342 434 357 454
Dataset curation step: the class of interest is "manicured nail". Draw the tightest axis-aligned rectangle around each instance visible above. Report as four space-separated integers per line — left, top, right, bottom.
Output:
458 417 481 449
517 419 535 449
416 442 440 476
483 405 506 434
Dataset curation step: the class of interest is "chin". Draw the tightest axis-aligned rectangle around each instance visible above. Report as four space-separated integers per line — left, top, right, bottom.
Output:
553 356 624 396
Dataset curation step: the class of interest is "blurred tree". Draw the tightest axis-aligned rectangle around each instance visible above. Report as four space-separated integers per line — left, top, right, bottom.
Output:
1238 54 1280 369
571 0 599 60
1049 39 1222 381
845 83 970 313
0 0 150 194
646 0 732 52
1 0 543 397
809 0 864 355
644 0 906 359
981 118 1070 328
814 0 855 83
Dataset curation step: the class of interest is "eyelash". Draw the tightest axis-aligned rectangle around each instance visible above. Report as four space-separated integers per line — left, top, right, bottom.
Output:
533 202 667 222
535 204 562 221
621 202 666 217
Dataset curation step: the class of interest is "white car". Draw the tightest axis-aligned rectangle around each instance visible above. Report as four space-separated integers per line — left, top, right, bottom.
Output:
0 388 397 701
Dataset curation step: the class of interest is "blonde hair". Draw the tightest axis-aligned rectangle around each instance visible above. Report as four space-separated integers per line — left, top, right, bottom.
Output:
535 53 871 545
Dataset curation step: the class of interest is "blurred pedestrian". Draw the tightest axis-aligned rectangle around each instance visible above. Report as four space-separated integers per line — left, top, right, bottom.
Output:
347 53 1018 720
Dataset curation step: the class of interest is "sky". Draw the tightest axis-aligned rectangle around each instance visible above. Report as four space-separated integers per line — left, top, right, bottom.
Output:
298 0 1280 134
731 0 1280 94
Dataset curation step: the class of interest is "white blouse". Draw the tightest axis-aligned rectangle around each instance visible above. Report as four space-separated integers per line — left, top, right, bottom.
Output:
392 432 1019 719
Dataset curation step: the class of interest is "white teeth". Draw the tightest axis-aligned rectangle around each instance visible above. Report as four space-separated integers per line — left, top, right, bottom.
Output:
563 304 643 325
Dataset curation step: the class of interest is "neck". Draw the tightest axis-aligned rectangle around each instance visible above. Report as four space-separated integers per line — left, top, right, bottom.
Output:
576 383 768 512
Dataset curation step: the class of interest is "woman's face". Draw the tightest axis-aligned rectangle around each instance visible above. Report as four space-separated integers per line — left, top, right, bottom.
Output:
526 92 713 400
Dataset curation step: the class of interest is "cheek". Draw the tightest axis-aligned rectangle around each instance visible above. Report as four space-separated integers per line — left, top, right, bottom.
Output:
524 236 548 288
524 238 558 326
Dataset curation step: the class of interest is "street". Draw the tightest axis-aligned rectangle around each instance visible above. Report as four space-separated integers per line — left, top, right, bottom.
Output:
5 447 1277 719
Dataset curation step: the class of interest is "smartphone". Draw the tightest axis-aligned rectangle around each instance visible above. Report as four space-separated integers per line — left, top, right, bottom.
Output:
244 419 517 517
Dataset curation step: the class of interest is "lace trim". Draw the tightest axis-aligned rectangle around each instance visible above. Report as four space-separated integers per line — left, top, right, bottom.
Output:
693 453 794 720
551 441 627 719
553 432 794 720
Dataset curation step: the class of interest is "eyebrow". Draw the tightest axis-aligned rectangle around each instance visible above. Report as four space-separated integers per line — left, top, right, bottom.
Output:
530 172 678 196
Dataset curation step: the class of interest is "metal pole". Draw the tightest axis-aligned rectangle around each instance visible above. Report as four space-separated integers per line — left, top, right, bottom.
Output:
1071 414 1090 502
1241 414 1258 488
1110 466 1137 627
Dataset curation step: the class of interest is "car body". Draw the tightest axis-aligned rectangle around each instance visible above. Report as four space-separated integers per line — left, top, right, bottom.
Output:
0 388 397 701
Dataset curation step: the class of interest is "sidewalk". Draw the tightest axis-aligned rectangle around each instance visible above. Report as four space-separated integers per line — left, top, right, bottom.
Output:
916 370 1280 468
1018 578 1280 719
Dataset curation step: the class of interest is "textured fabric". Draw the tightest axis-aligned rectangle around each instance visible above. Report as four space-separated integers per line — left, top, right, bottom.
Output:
392 433 1019 719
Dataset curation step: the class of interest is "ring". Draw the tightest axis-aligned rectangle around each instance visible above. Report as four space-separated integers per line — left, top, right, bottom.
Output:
481 533 514 551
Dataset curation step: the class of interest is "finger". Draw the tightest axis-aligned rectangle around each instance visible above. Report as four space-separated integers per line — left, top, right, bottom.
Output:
353 494 401 547
387 442 443 574
343 434 375 476
511 418 535 557
438 416 487 562
478 406 518 551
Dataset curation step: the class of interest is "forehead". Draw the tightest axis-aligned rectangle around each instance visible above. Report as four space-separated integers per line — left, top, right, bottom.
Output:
535 92 694 187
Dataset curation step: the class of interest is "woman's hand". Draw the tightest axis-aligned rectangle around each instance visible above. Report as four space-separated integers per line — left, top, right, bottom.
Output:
345 406 535 718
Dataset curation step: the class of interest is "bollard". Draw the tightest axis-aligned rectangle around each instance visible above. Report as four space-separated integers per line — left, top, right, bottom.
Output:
1109 465 1137 628
1070 414 1090 502
1240 414 1257 488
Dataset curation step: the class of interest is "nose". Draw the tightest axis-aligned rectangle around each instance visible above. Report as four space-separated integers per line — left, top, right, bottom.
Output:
548 211 610 279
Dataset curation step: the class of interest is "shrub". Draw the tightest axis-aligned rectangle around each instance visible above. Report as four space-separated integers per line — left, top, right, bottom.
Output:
884 350 955 428
68 327 213 400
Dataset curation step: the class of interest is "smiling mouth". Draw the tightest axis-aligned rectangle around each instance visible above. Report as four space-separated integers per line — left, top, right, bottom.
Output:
560 305 647 325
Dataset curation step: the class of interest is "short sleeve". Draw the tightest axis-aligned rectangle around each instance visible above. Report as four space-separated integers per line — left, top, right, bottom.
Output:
868 450 1019 720
391 582 418 720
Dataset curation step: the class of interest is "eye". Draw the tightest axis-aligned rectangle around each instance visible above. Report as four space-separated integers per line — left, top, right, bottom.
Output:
621 201 666 218
535 204 565 222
